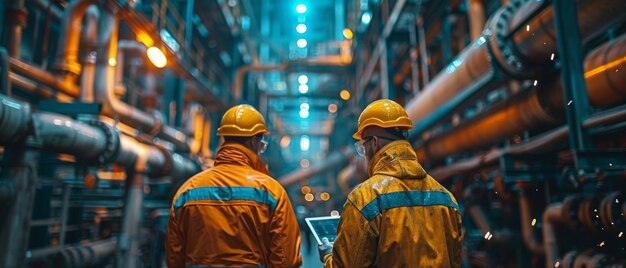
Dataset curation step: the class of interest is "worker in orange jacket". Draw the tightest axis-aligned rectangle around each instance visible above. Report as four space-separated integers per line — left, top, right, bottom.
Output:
319 99 463 267
166 104 302 268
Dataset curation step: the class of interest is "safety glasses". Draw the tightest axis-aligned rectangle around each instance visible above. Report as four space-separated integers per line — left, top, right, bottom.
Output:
354 137 374 157
258 136 268 154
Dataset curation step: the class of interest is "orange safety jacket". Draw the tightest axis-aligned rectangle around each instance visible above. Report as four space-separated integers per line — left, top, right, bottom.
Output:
324 140 463 267
166 142 302 268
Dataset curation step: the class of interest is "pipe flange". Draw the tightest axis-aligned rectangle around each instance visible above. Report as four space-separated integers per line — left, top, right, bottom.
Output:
579 196 603 232
561 250 578 268
600 192 624 233
151 144 173 177
487 0 539 79
148 118 163 137
562 195 585 230
85 120 120 165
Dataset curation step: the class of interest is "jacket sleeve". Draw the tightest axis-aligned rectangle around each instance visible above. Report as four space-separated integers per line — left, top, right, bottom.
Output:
268 189 303 268
324 199 378 268
166 206 185 268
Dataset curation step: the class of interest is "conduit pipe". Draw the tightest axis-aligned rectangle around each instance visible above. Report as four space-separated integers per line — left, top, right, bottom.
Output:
278 146 354 186
53 0 97 82
404 0 626 129
519 191 545 255
542 203 563 268
416 33 626 163
8 57 80 97
428 107 626 181
80 6 100 102
54 238 117 267
9 72 73 101
94 11 189 151
468 0 486 40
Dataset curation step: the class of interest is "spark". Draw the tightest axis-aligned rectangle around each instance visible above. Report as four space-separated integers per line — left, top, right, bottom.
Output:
598 241 605 247
531 218 537 226
616 199 620 204
619 232 624 238
526 25 530 31
567 100 573 106
609 163 613 167
533 80 538 86
555 261 560 267
550 53 555 61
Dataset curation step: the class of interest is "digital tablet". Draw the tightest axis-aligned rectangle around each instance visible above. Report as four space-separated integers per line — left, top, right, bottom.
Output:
305 216 340 245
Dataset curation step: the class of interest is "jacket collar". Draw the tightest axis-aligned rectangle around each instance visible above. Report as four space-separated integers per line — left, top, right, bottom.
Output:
367 140 427 179
215 142 269 175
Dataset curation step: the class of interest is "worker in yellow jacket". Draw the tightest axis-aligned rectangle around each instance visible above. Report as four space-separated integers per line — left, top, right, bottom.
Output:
166 104 302 268
319 99 463 267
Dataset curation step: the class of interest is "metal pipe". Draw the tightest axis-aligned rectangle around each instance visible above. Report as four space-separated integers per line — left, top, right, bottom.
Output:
117 171 145 268
4 0 27 58
58 185 70 246
417 33 626 163
404 0 626 130
0 47 10 96
278 146 354 186
467 204 491 235
80 6 99 102
9 72 73 101
428 107 626 181
0 143 40 268
53 0 97 81
467 0 486 40
233 64 287 102
0 94 31 143
94 11 189 151
518 191 545 255
54 238 117 267
542 203 563 268
8 57 80 97
32 112 109 160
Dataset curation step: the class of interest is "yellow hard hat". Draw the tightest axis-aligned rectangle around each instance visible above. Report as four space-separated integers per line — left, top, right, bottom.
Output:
353 99 414 140
217 105 270 137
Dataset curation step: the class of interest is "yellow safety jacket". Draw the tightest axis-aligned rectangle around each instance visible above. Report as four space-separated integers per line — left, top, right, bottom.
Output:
324 140 463 267
166 142 302 268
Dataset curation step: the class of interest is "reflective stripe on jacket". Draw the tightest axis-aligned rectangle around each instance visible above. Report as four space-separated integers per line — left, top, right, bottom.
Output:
324 140 463 267
166 142 302 268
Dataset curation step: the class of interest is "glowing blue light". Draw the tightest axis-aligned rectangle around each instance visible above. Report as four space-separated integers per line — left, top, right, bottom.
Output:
300 135 310 151
299 84 309 94
296 24 307 34
298 75 309 84
299 109 309 119
361 12 372 24
296 4 307 14
297 38 308 48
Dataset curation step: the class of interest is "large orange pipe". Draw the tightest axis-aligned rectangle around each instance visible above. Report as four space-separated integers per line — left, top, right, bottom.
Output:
416 34 626 162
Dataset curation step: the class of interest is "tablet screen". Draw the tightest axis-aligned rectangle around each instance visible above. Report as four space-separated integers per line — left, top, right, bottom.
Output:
305 216 340 245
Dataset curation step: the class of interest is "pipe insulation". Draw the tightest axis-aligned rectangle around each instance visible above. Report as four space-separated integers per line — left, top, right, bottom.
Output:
0 94 199 179
404 0 626 128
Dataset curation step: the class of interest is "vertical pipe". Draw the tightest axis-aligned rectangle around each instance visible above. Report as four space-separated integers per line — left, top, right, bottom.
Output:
467 0 486 40
117 171 146 268
0 47 10 96
441 13 452 65
58 184 70 246
409 14 420 96
380 43 391 99
80 6 99 102
417 13 430 86
4 0 27 58
53 0 97 82
543 203 563 268
0 143 41 268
